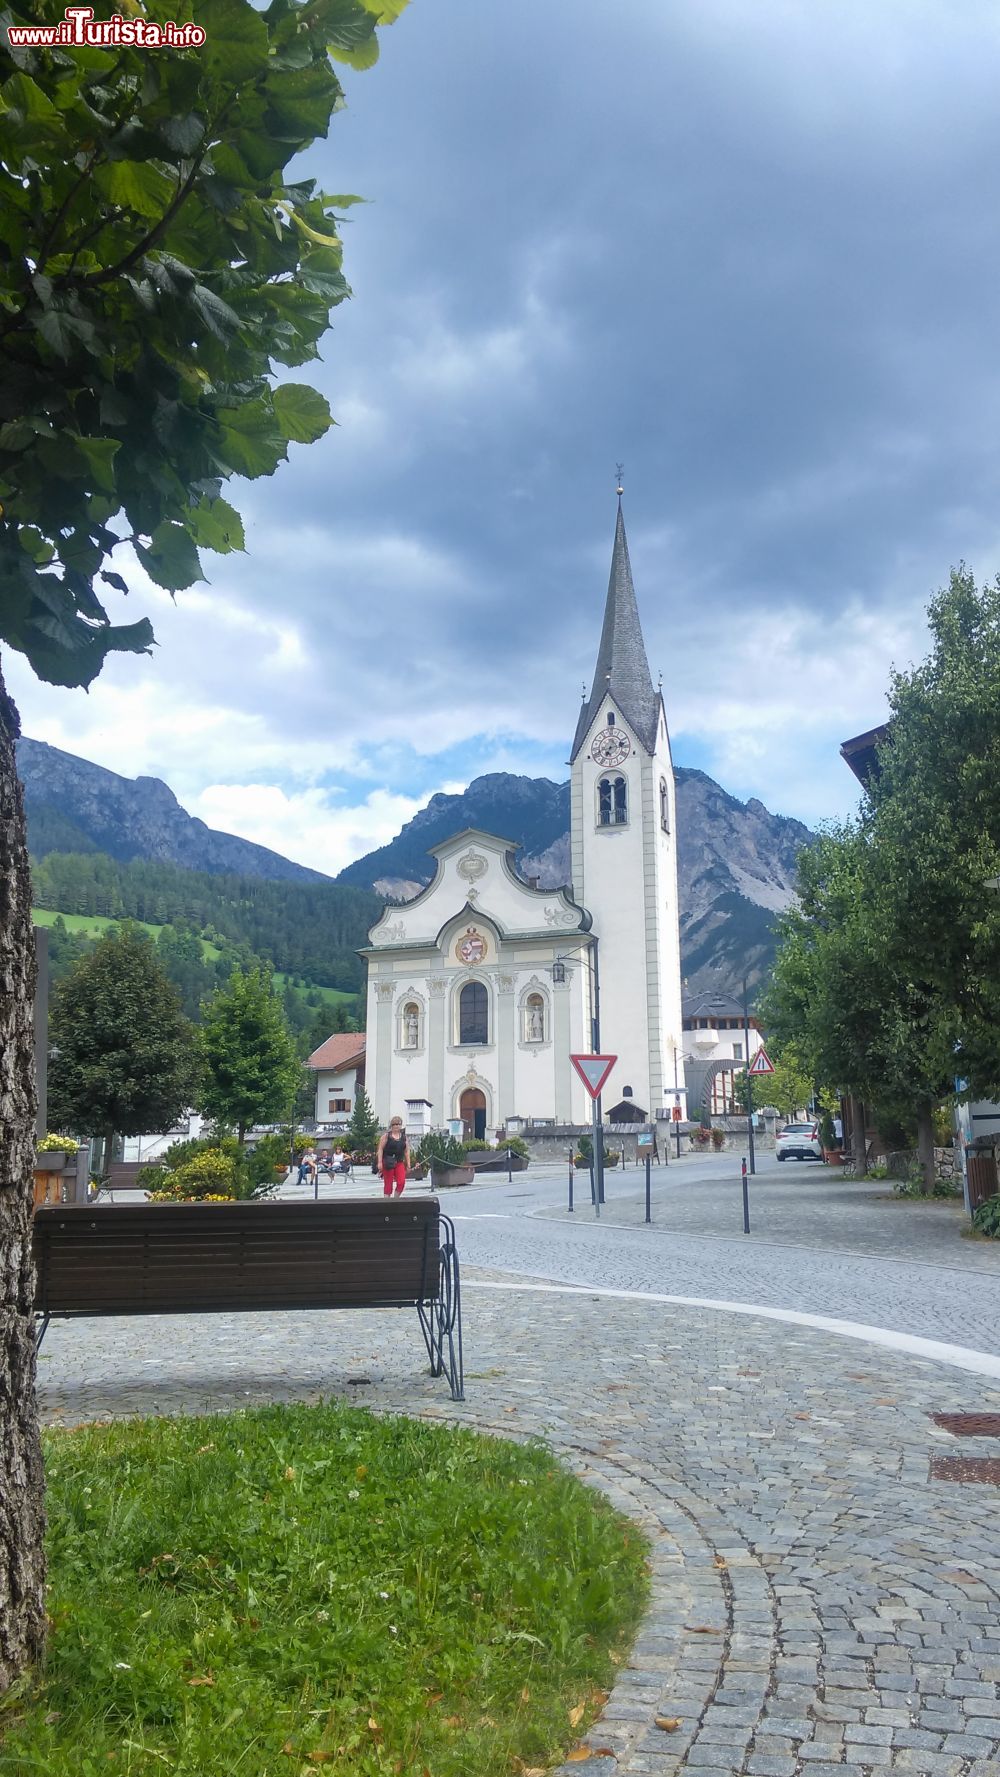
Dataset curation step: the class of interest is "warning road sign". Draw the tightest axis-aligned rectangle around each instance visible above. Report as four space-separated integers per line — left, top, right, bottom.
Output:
570 1053 617 1099
747 1046 775 1076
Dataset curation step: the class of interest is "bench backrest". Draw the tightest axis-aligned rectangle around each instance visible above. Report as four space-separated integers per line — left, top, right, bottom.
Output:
33 1198 441 1316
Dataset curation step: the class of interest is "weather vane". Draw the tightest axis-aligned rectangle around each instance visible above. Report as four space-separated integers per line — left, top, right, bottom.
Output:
615 462 624 499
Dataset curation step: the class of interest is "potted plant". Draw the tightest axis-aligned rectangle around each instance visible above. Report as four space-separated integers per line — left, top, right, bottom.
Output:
710 1127 726 1151
35 1133 75 1170
604 1148 620 1168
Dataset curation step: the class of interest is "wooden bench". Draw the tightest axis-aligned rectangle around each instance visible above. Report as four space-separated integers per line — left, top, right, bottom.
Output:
33 1197 463 1400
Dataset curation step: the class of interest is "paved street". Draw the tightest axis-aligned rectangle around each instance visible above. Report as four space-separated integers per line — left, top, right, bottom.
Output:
38 1159 1000 1777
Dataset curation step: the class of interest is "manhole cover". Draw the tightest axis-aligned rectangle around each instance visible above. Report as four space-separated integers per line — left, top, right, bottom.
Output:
931 1413 1000 1437
930 1456 1000 1485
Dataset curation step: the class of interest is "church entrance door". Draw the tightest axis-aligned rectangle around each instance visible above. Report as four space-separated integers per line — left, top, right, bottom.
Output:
459 1088 487 1141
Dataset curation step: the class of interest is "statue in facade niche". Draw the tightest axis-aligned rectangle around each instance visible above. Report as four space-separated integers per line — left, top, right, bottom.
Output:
405 1009 419 1047
528 1000 544 1041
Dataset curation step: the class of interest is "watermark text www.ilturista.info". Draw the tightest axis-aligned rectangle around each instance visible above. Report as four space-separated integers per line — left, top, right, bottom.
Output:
6 6 206 46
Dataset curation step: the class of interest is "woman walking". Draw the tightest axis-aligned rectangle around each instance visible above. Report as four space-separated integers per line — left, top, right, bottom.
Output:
376 1116 410 1198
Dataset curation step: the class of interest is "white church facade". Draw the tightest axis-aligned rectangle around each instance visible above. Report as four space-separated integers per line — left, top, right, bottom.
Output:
362 501 688 1139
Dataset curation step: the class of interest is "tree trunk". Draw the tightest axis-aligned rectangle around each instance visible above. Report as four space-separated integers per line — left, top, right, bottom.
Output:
850 1095 867 1177
916 1100 936 1194
0 658 46 1690
102 1127 116 1181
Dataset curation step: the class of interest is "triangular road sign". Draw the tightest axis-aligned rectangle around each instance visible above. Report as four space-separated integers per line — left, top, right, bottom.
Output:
570 1053 617 1099
747 1045 775 1076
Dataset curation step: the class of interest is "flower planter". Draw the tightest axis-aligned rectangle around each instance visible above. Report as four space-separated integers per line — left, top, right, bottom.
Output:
822 1148 844 1166
34 1152 68 1171
429 1161 475 1189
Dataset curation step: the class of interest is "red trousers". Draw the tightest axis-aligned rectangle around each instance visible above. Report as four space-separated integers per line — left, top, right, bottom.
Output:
382 1163 406 1197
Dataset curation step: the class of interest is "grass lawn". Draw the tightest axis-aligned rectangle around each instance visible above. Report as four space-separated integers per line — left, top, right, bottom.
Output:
0 1402 648 1777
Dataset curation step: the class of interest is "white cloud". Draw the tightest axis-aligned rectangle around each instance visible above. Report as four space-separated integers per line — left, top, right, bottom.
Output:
189 782 458 876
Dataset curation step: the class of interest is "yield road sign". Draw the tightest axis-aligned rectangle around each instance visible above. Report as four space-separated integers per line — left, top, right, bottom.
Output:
747 1045 775 1076
570 1053 617 1098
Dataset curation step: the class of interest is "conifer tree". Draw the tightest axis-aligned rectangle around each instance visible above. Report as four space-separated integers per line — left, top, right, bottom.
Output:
198 967 301 1144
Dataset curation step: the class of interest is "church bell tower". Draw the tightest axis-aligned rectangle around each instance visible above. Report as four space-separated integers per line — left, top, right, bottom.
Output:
569 496 685 1123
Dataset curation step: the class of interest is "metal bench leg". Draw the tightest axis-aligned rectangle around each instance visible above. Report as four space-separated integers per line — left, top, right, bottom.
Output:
35 1314 50 1351
417 1218 464 1402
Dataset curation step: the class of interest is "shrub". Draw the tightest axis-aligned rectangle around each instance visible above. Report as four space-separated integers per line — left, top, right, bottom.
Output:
502 1134 529 1159
818 1110 837 1151
603 1148 620 1168
972 1195 1000 1237
462 1138 492 1153
149 1148 238 1202
710 1127 726 1150
161 1133 239 1170
577 1133 593 1161
417 1131 468 1167
237 1132 289 1199
692 1126 711 1148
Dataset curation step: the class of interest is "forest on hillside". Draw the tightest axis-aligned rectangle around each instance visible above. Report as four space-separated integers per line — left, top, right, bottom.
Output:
31 852 381 994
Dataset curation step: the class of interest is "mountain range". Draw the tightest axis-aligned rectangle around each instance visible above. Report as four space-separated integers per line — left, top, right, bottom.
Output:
16 739 814 994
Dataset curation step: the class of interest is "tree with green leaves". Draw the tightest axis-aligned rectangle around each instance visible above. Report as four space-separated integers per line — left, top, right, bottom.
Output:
345 1082 380 1154
48 922 199 1173
48 924 199 1172
198 965 301 1142
0 0 407 1688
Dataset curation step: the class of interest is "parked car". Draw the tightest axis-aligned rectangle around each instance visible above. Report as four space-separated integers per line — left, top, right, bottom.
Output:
776 1121 822 1162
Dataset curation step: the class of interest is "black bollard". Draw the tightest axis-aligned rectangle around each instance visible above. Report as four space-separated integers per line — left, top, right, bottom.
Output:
589 1161 596 1209
645 1153 651 1223
568 1147 574 1213
741 1156 750 1234
507 1145 512 1184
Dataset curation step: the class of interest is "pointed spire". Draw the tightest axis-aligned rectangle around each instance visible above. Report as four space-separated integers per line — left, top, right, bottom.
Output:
571 502 660 760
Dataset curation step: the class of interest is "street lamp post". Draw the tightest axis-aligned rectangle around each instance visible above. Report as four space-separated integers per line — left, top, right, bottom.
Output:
742 977 756 1176
553 935 604 1210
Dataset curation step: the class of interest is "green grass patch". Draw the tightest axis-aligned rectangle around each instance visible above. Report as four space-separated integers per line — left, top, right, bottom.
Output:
31 907 166 941
272 973 355 1010
0 1403 648 1776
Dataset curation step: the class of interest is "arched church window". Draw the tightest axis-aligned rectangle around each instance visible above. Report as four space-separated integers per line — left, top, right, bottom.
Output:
459 980 489 1045
524 992 546 1043
597 775 628 825
400 1000 420 1049
607 711 615 726
660 777 670 832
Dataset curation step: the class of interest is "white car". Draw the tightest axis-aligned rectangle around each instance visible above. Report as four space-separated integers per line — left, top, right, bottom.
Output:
775 1121 822 1162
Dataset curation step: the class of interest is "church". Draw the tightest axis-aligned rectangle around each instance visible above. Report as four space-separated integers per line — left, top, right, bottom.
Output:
361 500 687 1140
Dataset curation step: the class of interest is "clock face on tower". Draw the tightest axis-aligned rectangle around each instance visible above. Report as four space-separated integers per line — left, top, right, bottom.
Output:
590 727 631 767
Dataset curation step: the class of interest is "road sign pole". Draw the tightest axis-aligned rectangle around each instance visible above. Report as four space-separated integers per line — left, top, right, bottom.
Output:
591 1095 601 1219
742 1155 750 1233
645 1153 651 1223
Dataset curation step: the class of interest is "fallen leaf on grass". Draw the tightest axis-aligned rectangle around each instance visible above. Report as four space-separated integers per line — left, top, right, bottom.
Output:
654 1716 681 1731
187 1674 214 1687
307 1752 334 1765
44 1712 61 1725
520 1686 530 1703
367 1717 382 1736
196 1443 216 1454
283 1466 296 1481
569 1702 585 1727
713 1555 727 1568
425 1690 444 1706
443 1715 463 1728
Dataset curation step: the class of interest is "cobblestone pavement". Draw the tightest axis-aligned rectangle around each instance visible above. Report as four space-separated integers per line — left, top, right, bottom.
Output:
37 1277 1000 1777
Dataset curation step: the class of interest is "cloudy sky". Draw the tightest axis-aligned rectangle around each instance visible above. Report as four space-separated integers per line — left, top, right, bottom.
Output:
11 0 1000 872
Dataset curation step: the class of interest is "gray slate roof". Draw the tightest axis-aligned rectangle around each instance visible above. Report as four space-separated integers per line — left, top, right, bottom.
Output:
571 503 661 761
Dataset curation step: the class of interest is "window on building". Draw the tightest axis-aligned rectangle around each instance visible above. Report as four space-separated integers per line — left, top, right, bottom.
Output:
598 775 628 826
660 777 670 832
607 711 615 726
524 992 546 1043
459 980 489 1045
400 999 421 1048
328 1097 350 1113
733 1043 743 1062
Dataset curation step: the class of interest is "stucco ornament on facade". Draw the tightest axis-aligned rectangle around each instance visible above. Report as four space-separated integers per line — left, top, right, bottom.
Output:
457 849 488 885
543 906 577 928
377 919 406 942
375 982 395 1002
456 927 487 964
